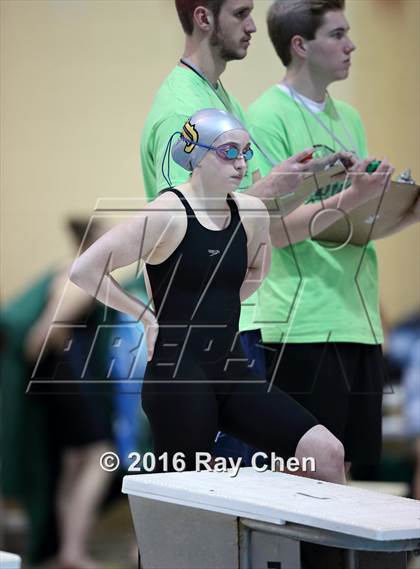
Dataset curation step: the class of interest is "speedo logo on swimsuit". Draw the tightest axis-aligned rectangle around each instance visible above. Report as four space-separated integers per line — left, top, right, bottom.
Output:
208 249 220 256
182 120 199 154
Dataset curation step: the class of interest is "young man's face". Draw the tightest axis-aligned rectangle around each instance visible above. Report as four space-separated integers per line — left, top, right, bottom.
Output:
305 10 356 83
210 0 256 61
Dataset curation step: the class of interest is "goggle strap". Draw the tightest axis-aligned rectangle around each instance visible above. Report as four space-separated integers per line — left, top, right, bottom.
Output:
161 131 183 188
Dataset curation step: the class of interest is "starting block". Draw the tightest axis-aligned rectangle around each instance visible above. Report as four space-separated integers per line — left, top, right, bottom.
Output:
122 467 420 569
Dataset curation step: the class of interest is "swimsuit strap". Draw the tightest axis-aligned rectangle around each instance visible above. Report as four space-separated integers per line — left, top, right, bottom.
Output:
161 187 239 230
226 193 240 224
160 187 196 218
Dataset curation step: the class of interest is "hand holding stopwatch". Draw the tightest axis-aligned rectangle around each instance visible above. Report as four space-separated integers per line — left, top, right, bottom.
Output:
306 144 356 173
366 160 382 174
335 152 357 170
350 158 394 201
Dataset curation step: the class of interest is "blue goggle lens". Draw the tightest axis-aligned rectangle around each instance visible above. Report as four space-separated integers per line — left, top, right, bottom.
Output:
223 146 254 161
244 148 254 161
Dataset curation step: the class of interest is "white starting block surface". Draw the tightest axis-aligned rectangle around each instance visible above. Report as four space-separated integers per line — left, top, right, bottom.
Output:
0 551 21 569
122 467 420 542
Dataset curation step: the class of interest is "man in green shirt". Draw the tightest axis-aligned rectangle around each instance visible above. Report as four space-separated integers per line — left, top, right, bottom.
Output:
247 0 419 473
141 1 314 200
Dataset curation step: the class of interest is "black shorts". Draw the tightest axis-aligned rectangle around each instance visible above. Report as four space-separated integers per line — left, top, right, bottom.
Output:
32 351 113 449
43 390 113 449
263 342 386 464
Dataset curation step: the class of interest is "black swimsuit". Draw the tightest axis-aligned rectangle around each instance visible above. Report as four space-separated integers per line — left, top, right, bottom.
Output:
142 188 317 470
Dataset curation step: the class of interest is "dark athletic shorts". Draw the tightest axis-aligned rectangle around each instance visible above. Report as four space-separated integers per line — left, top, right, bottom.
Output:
263 342 386 464
32 345 113 449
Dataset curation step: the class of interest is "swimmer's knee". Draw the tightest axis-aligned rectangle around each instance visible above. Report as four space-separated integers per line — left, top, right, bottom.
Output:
296 425 345 483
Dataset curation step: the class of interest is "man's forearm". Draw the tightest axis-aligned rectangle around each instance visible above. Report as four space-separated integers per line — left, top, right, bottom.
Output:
270 184 373 248
245 171 288 199
244 172 312 219
375 210 420 240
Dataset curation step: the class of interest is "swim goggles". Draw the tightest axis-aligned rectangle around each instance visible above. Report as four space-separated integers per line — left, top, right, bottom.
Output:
180 137 254 162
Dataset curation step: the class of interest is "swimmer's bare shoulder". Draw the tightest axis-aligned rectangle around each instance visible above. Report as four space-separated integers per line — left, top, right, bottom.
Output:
144 189 189 264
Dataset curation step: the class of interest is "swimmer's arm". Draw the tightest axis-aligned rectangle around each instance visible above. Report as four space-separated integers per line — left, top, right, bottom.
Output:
69 205 173 325
238 195 272 302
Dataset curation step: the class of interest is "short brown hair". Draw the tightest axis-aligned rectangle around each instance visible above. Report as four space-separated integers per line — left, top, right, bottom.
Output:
267 0 345 67
175 0 226 35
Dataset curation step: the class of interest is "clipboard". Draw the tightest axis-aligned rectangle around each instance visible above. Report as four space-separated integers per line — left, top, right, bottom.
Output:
313 180 420 246
265 161 347 216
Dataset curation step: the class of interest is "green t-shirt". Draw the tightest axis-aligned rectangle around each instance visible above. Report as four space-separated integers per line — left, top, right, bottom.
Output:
141 65 255 198
245 86 383 344
140 65 258 327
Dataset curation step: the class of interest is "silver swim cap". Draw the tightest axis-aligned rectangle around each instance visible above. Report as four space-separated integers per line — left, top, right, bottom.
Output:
171 108 248 172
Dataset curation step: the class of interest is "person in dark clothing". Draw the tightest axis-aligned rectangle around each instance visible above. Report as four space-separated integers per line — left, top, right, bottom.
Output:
24 219 114 569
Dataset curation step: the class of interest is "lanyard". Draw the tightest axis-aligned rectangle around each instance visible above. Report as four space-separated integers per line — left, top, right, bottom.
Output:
285 84 359 156
179 58 278 166
180 58 232 112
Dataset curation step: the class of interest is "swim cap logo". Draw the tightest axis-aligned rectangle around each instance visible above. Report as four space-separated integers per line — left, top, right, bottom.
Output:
182 121 199 154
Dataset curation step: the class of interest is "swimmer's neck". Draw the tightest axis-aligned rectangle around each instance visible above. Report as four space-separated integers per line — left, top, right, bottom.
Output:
177 180 231 212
